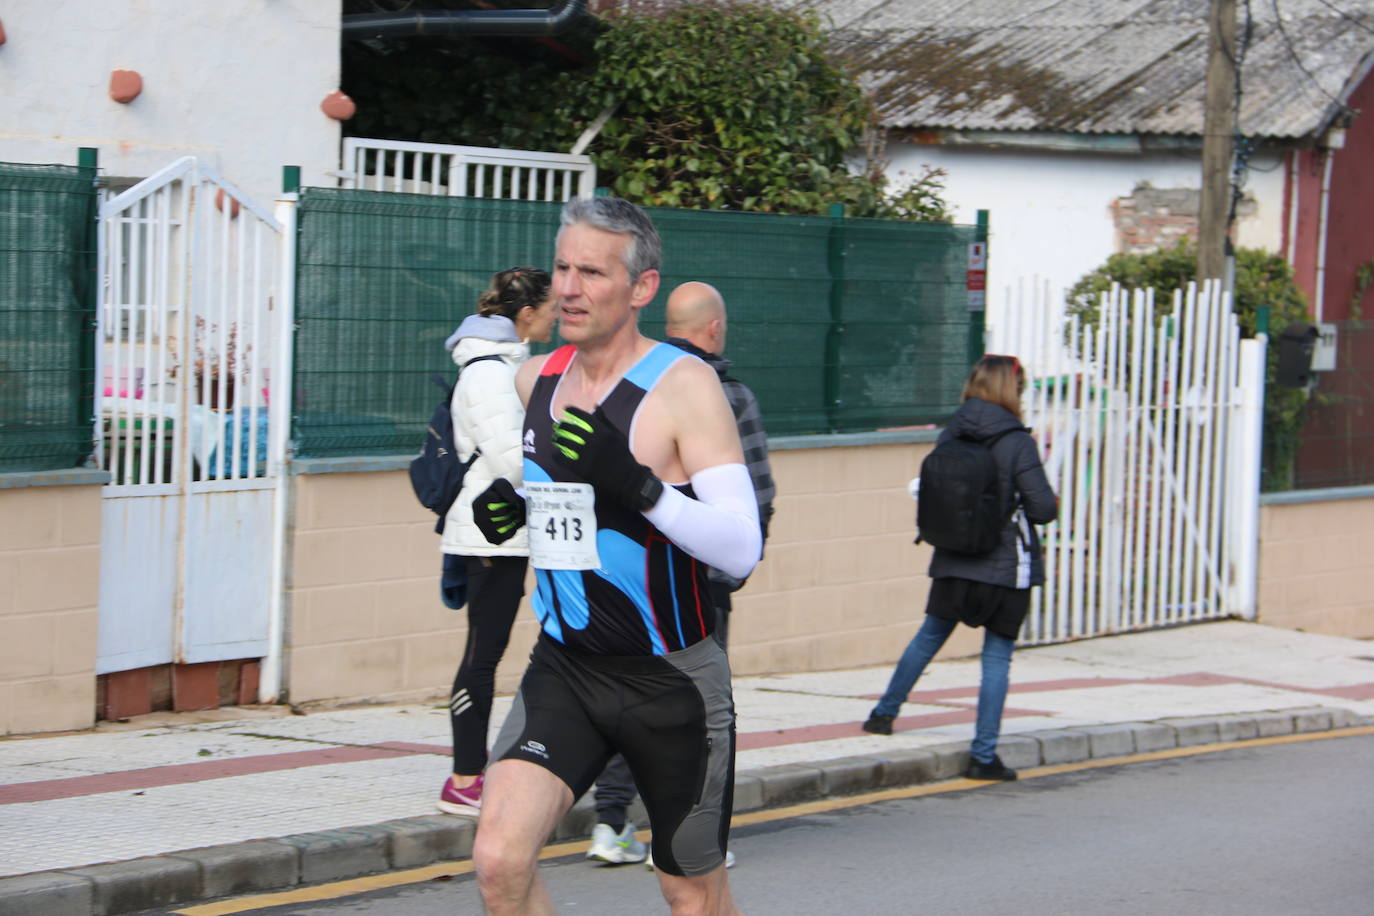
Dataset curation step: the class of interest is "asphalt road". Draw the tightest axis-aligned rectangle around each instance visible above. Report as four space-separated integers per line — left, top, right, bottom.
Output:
168 731 1374 916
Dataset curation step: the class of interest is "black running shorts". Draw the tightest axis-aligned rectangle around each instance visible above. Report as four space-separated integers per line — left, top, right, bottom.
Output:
492 634 736 876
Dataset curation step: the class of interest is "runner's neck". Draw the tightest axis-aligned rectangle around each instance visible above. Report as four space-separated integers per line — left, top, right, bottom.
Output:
564 335 656 406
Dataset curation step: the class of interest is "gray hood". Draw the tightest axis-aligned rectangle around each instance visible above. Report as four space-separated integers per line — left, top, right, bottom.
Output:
444 314 520 351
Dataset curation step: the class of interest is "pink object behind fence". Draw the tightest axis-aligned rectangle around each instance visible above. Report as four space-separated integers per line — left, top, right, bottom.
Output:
102 366 145 399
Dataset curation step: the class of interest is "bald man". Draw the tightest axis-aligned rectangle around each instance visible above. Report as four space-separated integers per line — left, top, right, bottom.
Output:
585 282 776 870
663 282 775 587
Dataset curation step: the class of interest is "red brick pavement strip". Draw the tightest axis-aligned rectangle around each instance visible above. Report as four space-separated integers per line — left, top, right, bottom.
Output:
863 673 1374 702
0 745 418 805
735 705 1054 750
0 710 1055 805
4 675 1370 805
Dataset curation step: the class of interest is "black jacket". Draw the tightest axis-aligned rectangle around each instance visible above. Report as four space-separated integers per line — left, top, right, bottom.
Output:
927 398 1058 588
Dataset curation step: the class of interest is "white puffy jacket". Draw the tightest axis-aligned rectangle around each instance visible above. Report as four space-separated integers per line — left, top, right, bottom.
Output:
440 323 530 557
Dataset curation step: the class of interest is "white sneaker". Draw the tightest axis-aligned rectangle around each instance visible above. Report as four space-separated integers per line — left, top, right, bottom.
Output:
586 822 648 865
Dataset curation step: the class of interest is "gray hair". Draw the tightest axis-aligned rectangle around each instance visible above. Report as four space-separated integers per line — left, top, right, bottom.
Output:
559 197 662 282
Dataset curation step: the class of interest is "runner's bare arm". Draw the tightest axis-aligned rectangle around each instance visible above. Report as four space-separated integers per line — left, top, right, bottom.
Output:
640 357 760 581
515 354 548 409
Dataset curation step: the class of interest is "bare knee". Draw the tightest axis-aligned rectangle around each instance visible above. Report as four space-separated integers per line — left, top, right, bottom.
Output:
659 867 737 916
473 829 537 907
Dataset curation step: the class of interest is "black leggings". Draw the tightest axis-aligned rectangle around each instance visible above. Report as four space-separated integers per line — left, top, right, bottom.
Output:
449 554 527 776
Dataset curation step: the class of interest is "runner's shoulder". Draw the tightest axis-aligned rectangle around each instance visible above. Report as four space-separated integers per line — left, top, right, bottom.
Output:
661 347 718 391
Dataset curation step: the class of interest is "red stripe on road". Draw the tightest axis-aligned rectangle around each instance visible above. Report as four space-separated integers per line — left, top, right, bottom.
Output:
1309 683 1374 700
862 677 1139 703
863 673 1374 703
7 674 1370 804
0 744 427 805
371 741 449 755
736 706 1052 750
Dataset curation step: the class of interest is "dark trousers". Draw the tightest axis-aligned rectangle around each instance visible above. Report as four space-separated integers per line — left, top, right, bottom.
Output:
449 554 527 776
594 579 734 825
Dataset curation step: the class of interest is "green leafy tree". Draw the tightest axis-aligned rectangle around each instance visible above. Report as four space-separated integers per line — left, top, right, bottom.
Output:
341 0 596 152
341 0 949 220
1067 242 1312 491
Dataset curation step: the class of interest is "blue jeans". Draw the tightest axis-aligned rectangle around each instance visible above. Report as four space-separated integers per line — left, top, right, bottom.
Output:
870 614 1015 764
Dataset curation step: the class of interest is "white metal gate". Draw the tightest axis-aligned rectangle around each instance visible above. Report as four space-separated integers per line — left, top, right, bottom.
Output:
989 281 1267 644
337 136 595 200
95 157 287 677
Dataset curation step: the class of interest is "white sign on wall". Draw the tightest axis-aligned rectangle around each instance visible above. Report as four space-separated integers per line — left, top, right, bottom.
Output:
967 241 987 312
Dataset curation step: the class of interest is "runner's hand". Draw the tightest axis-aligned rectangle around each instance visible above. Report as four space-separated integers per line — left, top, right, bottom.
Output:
552 406 664 512
472 478 525 544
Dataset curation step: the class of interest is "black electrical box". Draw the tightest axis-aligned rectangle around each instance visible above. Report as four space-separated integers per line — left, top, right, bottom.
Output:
1276 322 1319 388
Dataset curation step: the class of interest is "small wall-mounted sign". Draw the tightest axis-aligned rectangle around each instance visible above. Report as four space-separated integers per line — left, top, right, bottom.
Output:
1312 322 1338 372
966 241 986 312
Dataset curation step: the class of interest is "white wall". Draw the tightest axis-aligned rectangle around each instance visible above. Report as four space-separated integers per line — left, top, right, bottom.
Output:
876 141 1287 305
0 0 342 207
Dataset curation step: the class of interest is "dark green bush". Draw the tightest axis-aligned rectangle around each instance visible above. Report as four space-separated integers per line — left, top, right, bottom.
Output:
1067 242 1311 491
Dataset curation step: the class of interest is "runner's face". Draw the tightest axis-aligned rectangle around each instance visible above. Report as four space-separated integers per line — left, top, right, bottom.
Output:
553 223 646 345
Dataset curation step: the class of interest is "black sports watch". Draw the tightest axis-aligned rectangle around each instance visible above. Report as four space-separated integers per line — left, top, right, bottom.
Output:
634 475 665 512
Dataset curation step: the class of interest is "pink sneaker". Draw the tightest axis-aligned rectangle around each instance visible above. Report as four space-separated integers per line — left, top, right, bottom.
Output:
436 774 483 816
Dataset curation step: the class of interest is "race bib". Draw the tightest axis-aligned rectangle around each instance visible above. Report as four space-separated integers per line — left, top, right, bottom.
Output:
525 481 601 570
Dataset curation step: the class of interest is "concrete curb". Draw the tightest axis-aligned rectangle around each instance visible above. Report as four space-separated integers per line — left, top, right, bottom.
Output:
3 707 1368 916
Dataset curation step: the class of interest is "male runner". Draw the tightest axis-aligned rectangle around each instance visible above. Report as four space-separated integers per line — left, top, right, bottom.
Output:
586 281 777 869
470 197 761 915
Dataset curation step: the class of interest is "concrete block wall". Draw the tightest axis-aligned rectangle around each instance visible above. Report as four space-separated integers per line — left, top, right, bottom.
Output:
1257 490 1374 639
0 484 102 734
284 438 983 708
286 470 541 707
728 440 982 675
3 453 1369 729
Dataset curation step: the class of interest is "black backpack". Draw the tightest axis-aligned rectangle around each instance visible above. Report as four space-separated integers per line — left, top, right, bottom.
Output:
409 354 502 535
915 429 1017 555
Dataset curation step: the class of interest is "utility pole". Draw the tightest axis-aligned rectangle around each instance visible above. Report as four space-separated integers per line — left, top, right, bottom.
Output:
1198 0 1238 285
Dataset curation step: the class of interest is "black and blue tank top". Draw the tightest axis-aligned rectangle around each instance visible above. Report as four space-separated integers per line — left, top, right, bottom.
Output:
522 342 715 657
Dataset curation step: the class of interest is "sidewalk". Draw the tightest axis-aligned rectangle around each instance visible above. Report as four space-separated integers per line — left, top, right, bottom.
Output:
3 620 1373 915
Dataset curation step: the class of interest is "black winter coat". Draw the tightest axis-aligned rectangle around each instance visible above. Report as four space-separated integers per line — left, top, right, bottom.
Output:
926 398 1058 589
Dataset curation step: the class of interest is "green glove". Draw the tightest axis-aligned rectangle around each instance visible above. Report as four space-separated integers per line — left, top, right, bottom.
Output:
472 478 525 544
552 406 664 511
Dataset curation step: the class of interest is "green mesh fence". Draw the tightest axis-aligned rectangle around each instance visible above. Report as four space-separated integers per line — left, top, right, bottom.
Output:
0 162 96 471
293 189 981 457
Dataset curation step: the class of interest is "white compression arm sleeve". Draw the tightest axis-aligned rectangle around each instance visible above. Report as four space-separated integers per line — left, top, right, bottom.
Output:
642 462 762 581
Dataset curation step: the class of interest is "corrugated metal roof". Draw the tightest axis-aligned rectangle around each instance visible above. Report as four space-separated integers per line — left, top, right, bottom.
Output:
780 0 1374 139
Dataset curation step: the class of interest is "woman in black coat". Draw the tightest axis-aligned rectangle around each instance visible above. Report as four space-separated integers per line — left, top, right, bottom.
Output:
863 355 1058 781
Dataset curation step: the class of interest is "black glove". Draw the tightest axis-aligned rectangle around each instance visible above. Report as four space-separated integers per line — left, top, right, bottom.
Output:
552 406 664 512
472 478 526 544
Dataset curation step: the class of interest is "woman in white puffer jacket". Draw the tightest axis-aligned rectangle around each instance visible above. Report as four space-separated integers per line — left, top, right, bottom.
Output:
436 267 556 817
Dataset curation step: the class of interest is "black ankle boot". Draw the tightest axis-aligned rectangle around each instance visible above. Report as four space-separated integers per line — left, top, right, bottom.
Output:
966 754 1017 781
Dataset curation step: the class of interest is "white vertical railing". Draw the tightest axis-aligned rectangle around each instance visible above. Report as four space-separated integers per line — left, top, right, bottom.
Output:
260 187 299 704
337 137 595 201
988 279 1262 644
97 158 281 491
1229 335 1267 618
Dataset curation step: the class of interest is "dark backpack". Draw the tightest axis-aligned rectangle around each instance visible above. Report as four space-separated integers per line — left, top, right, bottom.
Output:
409 354 502 536
915 429 1017 555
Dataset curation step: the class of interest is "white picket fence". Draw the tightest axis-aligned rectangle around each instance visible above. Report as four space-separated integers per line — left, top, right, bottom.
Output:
989 280 1267 644
337 137 595 201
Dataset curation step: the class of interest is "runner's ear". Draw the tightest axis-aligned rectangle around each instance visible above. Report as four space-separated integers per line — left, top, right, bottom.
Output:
630 268 660 310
